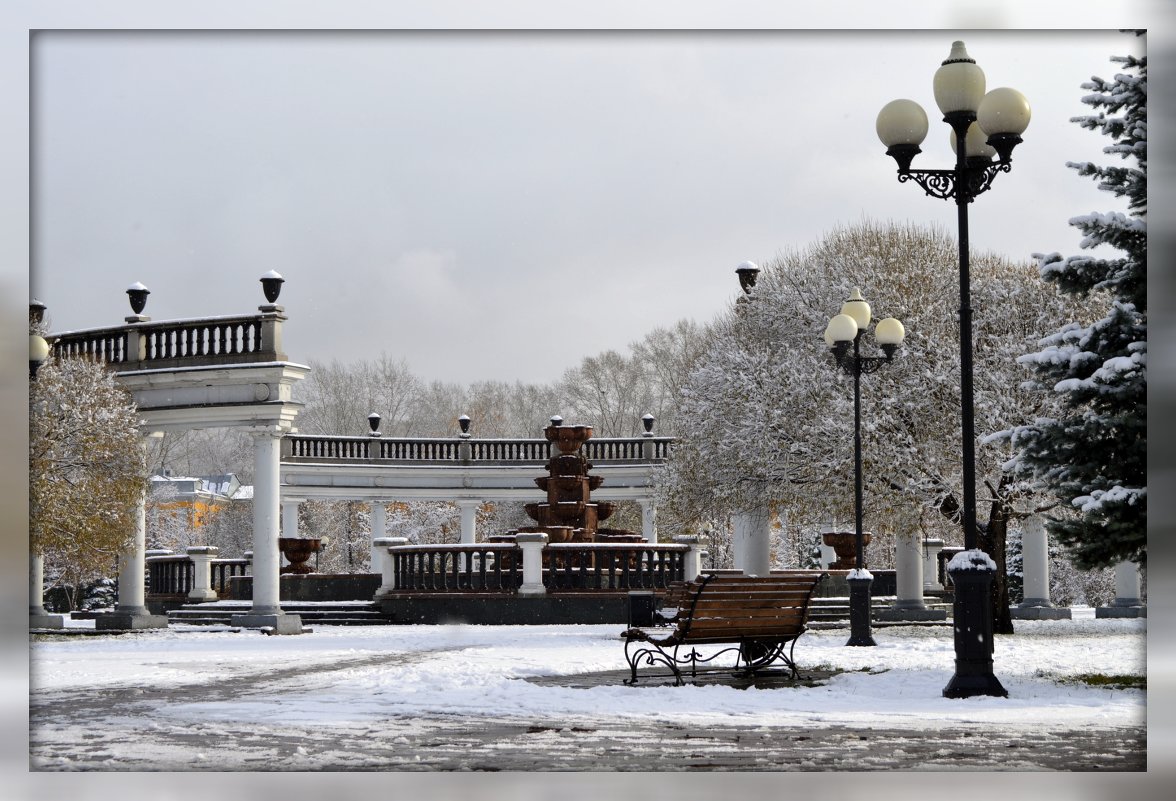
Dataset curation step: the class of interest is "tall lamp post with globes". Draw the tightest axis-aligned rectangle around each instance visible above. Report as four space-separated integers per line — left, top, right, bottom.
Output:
876 40 1030 698
824 288 905 647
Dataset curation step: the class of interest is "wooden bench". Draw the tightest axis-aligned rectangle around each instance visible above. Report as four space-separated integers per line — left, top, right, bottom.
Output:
621 572 826 685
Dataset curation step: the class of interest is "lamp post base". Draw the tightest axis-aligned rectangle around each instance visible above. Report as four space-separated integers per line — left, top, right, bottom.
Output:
846 574 876 647
943 565 1007 698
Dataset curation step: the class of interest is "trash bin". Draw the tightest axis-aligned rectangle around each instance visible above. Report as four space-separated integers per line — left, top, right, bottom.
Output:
627 591 656 628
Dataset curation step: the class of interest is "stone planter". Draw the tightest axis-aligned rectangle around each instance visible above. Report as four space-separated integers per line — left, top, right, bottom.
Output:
822 531 870 570
278 537 321 574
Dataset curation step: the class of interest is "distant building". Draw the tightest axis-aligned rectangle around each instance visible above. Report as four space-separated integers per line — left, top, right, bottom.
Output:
147 472 251 550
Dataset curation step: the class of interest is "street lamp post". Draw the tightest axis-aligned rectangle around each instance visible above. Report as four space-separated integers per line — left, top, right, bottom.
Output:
824 289 905 647
877 40 1029 698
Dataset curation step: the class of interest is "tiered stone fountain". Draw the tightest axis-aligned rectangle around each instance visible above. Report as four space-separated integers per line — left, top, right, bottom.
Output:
490 421 643 554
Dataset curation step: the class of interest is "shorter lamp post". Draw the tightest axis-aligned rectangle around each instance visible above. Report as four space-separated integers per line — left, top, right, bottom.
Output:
824 288 905 647
29 332 49 380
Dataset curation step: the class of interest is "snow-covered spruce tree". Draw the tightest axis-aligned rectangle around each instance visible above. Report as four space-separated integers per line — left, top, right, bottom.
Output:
30 356 147 609
661 220 1099 623
997 46 1146 570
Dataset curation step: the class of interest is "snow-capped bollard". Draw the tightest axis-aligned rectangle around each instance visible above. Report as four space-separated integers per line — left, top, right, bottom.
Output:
846 568 876 647
516 532 548 597
943 549 1007 698
185 545 219 601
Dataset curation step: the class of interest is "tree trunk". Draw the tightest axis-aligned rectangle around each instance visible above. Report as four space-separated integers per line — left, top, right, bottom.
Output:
980 488 1014 635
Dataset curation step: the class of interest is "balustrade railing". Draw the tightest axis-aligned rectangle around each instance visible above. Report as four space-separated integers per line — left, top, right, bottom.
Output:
544 543 687 591
147 555 193 596
468 439 548 461
379 439 459 461
392 544 521 592
211 559 251 597
386 542 688 594
285 434 674 464
147 554 251 599
49 313 283 372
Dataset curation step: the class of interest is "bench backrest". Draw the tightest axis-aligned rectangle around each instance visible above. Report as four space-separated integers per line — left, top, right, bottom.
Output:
675 572 826 644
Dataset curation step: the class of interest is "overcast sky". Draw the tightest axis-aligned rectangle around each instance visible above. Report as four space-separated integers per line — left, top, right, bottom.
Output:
28 27 1144 385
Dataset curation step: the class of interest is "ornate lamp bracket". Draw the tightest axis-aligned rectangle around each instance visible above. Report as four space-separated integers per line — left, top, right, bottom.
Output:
898 164 1008 203
832 351 894 377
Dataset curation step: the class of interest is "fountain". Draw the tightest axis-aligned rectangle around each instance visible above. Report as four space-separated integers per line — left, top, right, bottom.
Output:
488 421 643 559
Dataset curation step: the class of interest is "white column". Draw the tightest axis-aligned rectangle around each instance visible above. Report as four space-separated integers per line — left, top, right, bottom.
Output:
29 554 63 629
922 537 945 591
370 501 387 571
732 514 746 571
249 427 283 615
456 500 480 544
1112 560 1143 607
282 500 300 538
116 477 150 615
892 529 926 610
232 427 302 633
1019 515 1053 606
735 506 771 576
186 545 219 601
819 542 837 570
638 499 657 543
97 432 168 630
673 535 702 582
516 532 548 596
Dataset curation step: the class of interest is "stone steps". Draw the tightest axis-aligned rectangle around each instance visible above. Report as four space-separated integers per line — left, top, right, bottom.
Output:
168 602 391 627
807 596 951 626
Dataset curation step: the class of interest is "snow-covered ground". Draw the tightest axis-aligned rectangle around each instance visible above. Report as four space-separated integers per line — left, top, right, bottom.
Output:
17 608 1166 797
32 611 1145 732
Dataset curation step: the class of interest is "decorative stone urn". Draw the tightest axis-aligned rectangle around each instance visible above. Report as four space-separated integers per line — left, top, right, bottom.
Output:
278 537 321 574
822 531 870 570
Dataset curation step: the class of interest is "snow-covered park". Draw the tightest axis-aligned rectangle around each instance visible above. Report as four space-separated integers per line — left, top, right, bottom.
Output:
26 611 1148 774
